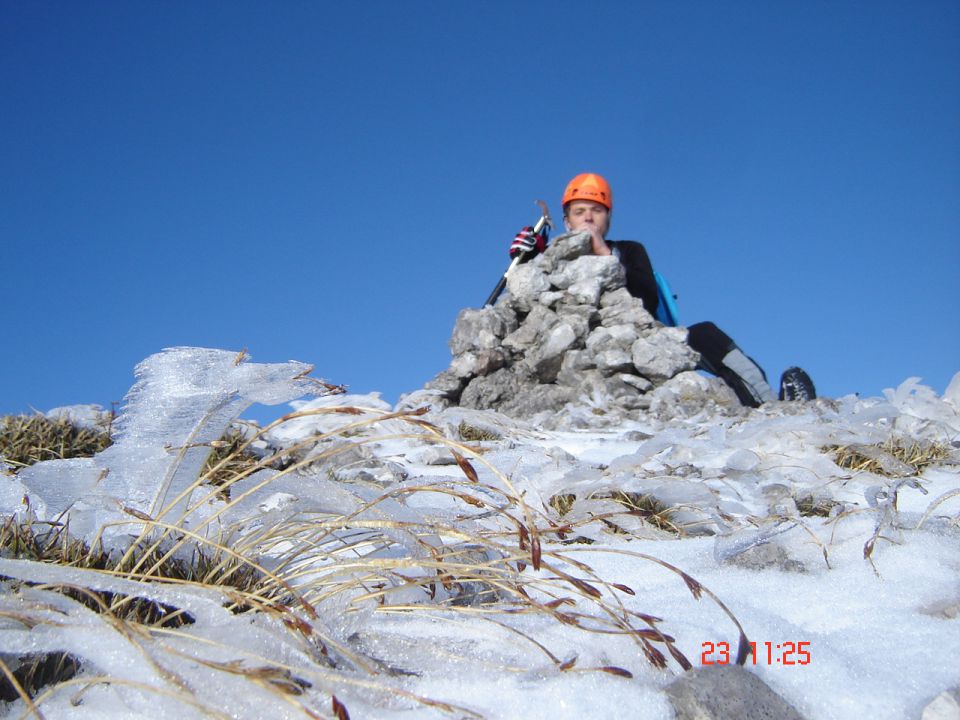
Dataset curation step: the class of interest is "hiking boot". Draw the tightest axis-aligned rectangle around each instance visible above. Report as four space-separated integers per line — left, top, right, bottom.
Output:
779 367 816 402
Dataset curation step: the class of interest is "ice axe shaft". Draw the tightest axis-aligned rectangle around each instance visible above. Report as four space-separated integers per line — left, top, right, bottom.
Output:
484 200 552 307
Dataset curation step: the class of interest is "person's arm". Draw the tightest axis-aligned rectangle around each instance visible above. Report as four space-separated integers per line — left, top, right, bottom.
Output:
608 240 660 316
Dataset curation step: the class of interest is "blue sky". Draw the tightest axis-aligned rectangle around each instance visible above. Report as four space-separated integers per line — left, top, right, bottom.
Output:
3 1 958 423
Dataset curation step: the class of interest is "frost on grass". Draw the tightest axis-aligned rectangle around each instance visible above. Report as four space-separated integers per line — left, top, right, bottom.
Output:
13 347 326 548
0 347 761 719
1 351 959 720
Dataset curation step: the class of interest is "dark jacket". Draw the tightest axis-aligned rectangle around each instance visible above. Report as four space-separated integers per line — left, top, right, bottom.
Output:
607 240 659 317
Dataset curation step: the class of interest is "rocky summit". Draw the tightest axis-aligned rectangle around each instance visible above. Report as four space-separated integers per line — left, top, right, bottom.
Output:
416 230 733 426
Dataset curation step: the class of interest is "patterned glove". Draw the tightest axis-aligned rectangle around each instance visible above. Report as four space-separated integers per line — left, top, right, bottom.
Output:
509 226 547 259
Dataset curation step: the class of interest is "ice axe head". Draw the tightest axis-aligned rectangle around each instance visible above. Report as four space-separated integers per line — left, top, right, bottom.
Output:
533 200 553 235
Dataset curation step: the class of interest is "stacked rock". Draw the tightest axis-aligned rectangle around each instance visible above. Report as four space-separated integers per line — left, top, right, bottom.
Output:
422 231 702 420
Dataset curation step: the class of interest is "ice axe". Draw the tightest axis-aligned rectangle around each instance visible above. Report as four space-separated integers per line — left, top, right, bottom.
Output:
484 199 553 307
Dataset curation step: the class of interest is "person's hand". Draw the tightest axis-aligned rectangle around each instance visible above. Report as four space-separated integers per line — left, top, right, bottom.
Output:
571 223 611 256
509 226 547 259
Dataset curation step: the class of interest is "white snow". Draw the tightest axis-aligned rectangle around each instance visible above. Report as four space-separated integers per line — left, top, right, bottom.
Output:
1 350 958 719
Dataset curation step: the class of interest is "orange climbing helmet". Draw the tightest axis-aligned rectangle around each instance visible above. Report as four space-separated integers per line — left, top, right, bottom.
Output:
562 173 612 211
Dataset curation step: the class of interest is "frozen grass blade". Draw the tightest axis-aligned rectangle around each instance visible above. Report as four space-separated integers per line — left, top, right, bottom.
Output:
0 656 44 720
917 487 960 529
2 393 768 715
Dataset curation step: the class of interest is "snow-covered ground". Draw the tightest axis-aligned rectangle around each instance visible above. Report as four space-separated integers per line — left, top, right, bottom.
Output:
2 348 959 719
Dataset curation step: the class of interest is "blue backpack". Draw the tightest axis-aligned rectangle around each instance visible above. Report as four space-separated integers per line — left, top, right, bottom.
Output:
653 270 680 327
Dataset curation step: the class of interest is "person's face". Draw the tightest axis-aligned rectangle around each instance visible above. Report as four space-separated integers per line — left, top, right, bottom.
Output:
564 200 611 237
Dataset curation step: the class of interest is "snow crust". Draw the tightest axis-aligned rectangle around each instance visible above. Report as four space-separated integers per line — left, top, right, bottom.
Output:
2 351 958 719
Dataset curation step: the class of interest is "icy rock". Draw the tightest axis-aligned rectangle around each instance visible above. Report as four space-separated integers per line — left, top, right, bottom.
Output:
666 665 808 720
646 372 742 421
920 597 960 620
725 448 761 472
725 542 806 573
441 545 512 607
333 459 408 486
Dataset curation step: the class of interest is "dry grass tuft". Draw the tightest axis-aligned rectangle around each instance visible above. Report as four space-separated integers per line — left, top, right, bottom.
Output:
457 422 501 442
0 413 113 470
795 494 841 518
549 491 679 534
607 491 677 532
201 429 269 492
549 493 577 516
0 517 268 620
0 652 82 704
1 413 265 500
827 437 954 477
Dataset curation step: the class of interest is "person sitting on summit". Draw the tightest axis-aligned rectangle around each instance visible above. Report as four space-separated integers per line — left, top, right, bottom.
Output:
509 172 816 407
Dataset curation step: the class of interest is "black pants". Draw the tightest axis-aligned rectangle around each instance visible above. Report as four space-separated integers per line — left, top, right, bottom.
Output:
687 321 771 407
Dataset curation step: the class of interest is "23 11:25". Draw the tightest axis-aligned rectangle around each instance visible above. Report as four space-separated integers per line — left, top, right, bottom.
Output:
701 641 811 666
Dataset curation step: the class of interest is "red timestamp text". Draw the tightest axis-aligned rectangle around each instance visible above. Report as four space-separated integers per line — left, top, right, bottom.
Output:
701 641 811 666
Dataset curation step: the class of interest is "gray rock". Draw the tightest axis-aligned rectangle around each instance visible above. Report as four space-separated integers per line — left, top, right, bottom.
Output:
443 545 513 607
921 598 960 620
500 383 574 416
619 373 654 394
502 305 560 355
922 689 960 720
538 290 565 308
426 232 710 421
586 323 639 353
449 349 507 379
548 254 625 294
395 388 451 413
554 303 596 343
593 349 633 376
544 230 592 260
599 289 656 328
584 372 650 410
666 665 807 720
631 328 698 380
725 542 807 573
556 350 597 387
449 306 514 355
523 322 578 383
505 262 551 312
422 369 467 399
460 368 526 410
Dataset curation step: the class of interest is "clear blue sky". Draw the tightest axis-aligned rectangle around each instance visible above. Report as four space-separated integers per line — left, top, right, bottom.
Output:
3 1 958 423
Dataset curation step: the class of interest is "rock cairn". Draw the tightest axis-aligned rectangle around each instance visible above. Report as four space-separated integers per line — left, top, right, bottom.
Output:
419 231 710 421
